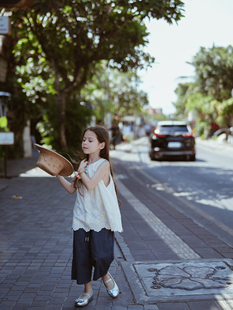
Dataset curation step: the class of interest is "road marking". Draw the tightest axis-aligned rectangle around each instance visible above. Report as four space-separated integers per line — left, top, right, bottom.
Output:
118 180 201 260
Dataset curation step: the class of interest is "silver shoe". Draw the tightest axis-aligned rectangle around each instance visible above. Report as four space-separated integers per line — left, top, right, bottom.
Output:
104 273 119 298
75 292 93 307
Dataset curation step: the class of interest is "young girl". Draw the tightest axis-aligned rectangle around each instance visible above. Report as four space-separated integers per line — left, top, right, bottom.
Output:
56 125 123 307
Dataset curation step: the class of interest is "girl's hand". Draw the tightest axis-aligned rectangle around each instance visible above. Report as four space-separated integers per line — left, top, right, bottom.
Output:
78 159 87 174
80 160 110 191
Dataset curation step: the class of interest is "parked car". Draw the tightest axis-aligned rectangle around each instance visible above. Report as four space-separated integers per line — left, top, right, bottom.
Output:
149 121 196 161
213 127 233 137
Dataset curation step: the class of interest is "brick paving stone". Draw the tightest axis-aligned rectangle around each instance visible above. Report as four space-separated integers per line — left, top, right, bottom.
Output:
34 295 50 301
144 305 159 310
4 290 21 298
197 250 223 259
24 288 39 294
17 296 34 305
0 291 9 299
62 298 77 309
10 285 26 291
48 297 66 305
187 300 223 310
93 295 109 303
112 306 128 310
1 300 17 308
95 302 113 310
30 300 48 307
45 305 64 310
4 295 19 301
157 302 190 310
29 305 48 310
36 290 52 296
127 305 144 310
51 292 67 298
12 303 30 310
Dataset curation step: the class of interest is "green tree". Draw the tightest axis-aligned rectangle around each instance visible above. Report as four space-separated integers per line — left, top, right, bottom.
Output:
173 45 233 136
9 0 184 149
173 82 190 118
217 97 233 128
111 72 148 118
83 66 148 121
190 46 233 101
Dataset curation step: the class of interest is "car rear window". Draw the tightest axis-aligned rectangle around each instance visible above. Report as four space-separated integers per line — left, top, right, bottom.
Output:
159 125 189 132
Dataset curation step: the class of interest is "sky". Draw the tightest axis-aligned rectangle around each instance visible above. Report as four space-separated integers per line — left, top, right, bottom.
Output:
140 0 233 115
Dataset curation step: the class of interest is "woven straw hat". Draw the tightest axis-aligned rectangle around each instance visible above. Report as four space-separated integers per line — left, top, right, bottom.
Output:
35 144 74 176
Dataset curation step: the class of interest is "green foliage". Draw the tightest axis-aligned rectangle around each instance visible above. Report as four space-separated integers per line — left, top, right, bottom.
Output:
113 74 149 117
186 93 218 118
190 46 233 101
0 72 42 158
151 113 169 122
195 120 208 138
173 45 233 136
82 65 148 121
216 98 233 127
0 117 7 129
3 0 184 152
37 97 92 155
173 83 190 117
0 117 9 161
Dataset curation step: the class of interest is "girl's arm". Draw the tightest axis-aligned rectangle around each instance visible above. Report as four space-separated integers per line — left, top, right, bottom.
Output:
56 175 77 194
79 160 110 191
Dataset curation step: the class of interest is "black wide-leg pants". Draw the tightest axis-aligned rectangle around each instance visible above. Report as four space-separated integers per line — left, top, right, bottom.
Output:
72 228 114 284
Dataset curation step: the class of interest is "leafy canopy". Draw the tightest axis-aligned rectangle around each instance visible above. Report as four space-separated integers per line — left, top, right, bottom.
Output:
8 0 185 150
173 45 233 134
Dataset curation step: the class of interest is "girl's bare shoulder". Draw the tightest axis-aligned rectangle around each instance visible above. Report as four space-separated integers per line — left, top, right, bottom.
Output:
99 159 110 169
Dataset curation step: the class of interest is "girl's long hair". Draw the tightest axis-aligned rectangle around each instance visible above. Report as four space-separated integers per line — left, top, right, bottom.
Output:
74 125 121 206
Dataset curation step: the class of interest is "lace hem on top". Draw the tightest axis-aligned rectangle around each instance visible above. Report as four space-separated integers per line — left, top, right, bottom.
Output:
72 224 123 233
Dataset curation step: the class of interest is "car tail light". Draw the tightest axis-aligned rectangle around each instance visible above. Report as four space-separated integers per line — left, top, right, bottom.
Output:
182 130 193 137
153 127 166 138
153 132 166 138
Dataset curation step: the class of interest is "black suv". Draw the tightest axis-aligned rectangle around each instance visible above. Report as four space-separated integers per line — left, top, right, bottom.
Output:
149 121 196 161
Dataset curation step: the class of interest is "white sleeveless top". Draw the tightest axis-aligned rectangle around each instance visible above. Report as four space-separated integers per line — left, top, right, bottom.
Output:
72 158 123 232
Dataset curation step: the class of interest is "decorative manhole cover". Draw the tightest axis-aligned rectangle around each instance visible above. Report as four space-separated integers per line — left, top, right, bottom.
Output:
133 259 233 300
150 265 226 290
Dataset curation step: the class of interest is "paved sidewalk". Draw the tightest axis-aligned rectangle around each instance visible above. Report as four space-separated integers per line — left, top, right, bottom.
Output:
1 139 233 309
196 137 233 156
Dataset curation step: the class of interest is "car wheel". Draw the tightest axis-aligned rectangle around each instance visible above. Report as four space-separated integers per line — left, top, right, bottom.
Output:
190 154 196 161
186 155 195 161
149 151 155 161
186 154 196 161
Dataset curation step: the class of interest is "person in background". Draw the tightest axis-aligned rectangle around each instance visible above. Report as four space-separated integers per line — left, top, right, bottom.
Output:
109 123 120 149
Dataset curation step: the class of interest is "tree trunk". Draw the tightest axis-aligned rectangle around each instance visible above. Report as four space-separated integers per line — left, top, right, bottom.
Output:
51 59 67 149
59 91 67 149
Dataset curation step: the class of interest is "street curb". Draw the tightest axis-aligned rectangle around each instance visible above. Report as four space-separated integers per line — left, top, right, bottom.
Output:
115 232 134 262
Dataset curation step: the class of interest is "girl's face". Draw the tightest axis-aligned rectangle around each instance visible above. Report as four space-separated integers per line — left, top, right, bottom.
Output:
82 130 105 155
